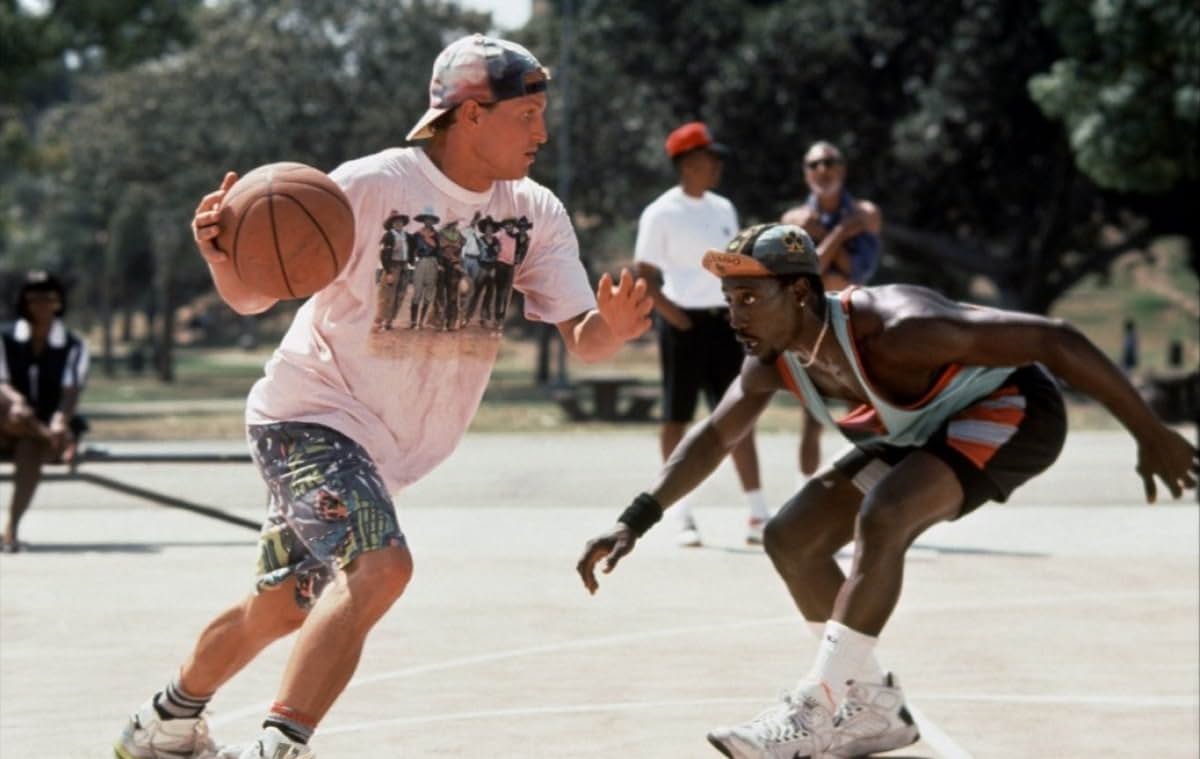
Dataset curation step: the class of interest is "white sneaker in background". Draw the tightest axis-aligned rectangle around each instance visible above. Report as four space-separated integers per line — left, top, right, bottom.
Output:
674 516 703 547
745 516 767 546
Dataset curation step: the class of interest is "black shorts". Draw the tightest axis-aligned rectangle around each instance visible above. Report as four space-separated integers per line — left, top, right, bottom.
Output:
657 308 744 423
833 364 1066 518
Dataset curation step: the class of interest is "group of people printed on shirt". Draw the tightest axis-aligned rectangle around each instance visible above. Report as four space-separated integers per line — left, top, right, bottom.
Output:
373 209 533 333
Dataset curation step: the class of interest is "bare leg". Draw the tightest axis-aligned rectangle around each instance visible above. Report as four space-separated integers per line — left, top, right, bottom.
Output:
763 469 861 621
729 428 761 491
178 576 310 696
834 452 963 635
273 545 413 722
4 437 48 548
799 409 823 476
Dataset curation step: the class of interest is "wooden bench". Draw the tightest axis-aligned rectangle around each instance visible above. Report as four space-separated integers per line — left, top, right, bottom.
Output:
0 445 259 531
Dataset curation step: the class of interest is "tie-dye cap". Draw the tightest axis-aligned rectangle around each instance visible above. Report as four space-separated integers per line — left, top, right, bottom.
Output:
406 34 550 141
701 223 821 278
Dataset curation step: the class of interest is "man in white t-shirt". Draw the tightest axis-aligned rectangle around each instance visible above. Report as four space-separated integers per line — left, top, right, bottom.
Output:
114 34 652 759
633 122 769 549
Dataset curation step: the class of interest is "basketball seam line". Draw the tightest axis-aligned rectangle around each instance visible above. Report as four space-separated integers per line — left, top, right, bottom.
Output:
272 190 342 281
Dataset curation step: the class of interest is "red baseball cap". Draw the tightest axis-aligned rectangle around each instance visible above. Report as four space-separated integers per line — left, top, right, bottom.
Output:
664 121 729 159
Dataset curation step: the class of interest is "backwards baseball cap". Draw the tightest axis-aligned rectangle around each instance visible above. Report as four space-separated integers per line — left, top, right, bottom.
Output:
665 121 729 159
406 34 550 142
701 223 820 279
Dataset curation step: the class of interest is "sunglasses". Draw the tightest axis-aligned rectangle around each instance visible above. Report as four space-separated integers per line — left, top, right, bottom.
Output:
805 157 842 170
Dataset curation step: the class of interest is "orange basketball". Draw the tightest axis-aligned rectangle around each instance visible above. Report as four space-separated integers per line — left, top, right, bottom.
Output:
216 162 355 300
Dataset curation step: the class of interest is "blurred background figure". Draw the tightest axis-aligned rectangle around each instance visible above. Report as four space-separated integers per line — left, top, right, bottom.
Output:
0 271 90 553
634 121 769 547
1120 318 1139 374
781 141 883 481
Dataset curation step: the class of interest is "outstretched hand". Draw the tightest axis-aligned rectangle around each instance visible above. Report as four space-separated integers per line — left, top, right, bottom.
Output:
596 268 652 342
576 523 639 595
1135 426 1198 503
192 171 238 263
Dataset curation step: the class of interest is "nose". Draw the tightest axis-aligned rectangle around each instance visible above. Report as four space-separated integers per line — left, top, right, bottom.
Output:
533 113 548 144
728 306 748 329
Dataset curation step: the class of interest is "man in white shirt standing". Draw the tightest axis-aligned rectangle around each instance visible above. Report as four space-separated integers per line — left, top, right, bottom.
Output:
634 122 769 547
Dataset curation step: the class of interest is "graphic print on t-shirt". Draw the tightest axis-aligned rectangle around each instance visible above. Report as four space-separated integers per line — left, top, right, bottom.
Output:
369 207 533 349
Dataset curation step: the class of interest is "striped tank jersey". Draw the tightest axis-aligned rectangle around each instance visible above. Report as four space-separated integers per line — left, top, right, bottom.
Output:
776 289 1026 463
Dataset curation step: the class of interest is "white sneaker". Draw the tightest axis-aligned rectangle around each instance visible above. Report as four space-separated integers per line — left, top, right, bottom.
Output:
216 727 314 759
114 699 218 759
674 517 703 547
828 673 920 758
745 516 767 546
707 689 835 758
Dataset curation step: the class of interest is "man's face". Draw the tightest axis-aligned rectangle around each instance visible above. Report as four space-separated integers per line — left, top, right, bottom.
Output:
472 93 549 180
722 276 799 362
681 148 724 190
23 290 61 325
803 146 845 196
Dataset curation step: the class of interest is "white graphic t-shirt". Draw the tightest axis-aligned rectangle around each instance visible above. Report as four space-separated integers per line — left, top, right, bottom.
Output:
633 186 738 309
246 147 596 492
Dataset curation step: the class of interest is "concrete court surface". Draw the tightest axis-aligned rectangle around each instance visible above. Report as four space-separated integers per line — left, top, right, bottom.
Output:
1 429 1197 758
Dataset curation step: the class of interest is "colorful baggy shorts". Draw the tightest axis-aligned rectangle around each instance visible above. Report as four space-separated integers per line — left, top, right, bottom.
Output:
247 422 406 609
834 364 1067 518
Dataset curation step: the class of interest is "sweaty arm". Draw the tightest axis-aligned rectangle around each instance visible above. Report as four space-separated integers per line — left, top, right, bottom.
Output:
557 269 653 362
871 287 1198 501
576 357 780 593
192 172 279 315
648 357 778 505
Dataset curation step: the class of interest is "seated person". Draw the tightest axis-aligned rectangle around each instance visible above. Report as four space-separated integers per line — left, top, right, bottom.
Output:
1 271 90 552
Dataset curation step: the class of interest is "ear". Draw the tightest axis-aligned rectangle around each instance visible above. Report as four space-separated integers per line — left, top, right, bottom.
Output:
790 277 811 305
459 100 485 129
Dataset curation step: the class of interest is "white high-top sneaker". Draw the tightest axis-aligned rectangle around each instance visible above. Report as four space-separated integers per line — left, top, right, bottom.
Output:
114 698 218 759
706 687 835 758
828 673 920 758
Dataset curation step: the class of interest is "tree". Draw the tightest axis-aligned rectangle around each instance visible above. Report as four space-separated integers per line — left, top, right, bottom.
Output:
1030 0 1200 273
36 0 490 378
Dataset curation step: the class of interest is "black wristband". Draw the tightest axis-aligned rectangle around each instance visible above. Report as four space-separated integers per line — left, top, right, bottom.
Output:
618 492 663 537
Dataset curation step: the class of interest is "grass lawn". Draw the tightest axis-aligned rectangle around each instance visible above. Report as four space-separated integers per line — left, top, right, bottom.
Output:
80 239 1196 441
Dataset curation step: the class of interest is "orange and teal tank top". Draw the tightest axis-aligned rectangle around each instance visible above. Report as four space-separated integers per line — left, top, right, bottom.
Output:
775 289 1015 447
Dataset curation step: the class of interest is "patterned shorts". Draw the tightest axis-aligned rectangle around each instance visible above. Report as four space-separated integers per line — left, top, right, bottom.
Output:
834 364 1067 518
248 422 406 609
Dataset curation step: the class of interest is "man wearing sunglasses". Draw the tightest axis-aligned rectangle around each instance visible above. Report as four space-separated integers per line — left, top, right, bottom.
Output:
782 142 884 481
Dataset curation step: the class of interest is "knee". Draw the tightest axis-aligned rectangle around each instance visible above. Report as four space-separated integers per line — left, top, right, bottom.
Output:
856 500 917 553
348 545 413 608
763 514 827 568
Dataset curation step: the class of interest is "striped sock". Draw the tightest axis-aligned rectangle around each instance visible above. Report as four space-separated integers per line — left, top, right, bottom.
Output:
152 675 211 720
264 702 316 745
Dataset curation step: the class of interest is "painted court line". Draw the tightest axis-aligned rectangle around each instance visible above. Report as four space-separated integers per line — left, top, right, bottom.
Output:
211 586 1195 739
908 703 974 759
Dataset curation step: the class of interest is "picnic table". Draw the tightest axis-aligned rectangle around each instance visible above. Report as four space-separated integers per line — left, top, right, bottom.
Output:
550 374 659 423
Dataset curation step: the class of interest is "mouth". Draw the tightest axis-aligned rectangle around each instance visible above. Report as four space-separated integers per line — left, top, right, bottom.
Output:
735 332 760 353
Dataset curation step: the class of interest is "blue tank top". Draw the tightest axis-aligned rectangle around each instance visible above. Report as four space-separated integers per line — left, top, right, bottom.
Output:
808 191 880 283
777 290 1015 447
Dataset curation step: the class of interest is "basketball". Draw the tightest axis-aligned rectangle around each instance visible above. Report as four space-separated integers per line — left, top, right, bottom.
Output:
216 162 355 300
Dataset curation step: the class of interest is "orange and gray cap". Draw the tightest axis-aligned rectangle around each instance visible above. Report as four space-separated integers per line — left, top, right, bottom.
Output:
701 223 820 278
406 34 550 141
